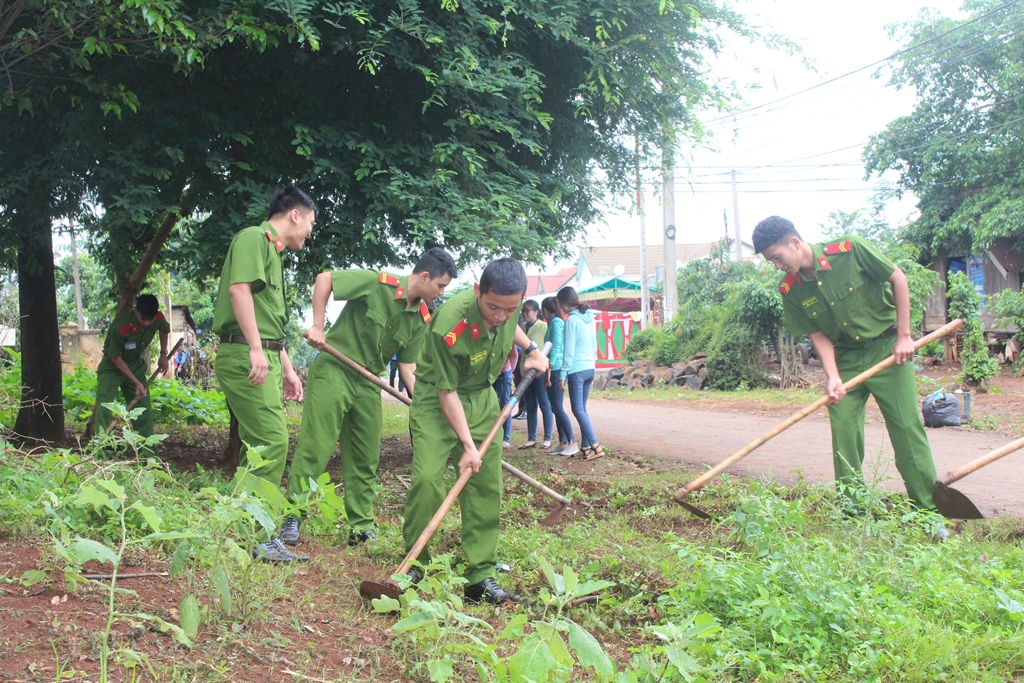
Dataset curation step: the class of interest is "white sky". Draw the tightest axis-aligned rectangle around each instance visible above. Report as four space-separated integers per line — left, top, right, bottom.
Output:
544 0 966 275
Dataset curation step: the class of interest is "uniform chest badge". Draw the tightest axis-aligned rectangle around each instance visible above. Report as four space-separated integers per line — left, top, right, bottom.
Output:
265 230 284 253
470 350 488 364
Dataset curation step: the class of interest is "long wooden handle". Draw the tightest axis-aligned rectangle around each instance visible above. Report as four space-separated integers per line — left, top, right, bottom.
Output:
941 435 1024 486
107 337 185 432
315 340 570 504
674 319 963 501
395 342 551 575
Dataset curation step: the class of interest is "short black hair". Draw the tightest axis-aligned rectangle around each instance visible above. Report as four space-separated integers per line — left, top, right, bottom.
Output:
413 247 458 280
267 185 318 221
752 216 802 254
522 299 540 313
136 294 159 319
479 257 527 297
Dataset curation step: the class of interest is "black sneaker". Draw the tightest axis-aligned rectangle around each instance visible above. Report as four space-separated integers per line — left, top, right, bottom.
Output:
465 577 519 604
252 538 309 563
348 529 378 546
406 567 424 584
280 517 300 546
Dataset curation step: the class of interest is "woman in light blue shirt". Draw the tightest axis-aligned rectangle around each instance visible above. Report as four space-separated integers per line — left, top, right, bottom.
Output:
557 286 602 459
542 296 578 456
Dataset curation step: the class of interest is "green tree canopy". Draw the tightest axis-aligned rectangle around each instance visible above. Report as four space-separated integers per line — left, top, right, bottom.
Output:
863 0 1024 259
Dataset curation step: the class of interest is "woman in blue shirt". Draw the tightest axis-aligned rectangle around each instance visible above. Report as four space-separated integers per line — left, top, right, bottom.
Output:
557 286 602 459
542 296 578 456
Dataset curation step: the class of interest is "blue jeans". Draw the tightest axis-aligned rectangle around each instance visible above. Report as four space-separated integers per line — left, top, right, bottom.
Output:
493 370 513 442
567 368 598 448
546 370 574 445
524 376 553 442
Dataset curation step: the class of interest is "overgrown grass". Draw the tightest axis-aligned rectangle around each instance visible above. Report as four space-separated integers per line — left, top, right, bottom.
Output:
1 396 1023 681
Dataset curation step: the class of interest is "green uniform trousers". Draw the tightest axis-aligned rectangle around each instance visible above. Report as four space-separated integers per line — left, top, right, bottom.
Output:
215 344 288 486
828 335 938 511
95 364 157 458
287 358 382 531
403 383 502 584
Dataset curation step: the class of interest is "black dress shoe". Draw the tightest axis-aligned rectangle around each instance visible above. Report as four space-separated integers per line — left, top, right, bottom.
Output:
465 577 519 604
406 567 424 584
348 529 377 546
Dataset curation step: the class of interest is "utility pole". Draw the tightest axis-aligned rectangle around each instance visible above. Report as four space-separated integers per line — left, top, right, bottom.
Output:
731 169 742 261
69 218 86 329
636 137 649 328
662 160 677 322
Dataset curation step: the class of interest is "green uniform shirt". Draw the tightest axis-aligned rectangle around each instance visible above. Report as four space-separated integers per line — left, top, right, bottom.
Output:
212 222 288 340
780 235 896 347
97 310 170 373
416 288 521 394
323 270 432 375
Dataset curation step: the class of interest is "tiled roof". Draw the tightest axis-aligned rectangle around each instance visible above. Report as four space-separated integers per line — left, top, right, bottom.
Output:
525 266 577 297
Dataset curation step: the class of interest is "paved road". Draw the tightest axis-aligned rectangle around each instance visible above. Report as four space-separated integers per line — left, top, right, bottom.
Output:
564 398 1024 517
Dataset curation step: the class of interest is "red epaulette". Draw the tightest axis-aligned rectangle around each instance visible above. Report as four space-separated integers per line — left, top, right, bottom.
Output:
779 274 800 295
822 240 852 255
119 321 138 336
444 319 469 347
154 311 165 321
379 272 400 287
265 230 284 253
419 301 431 323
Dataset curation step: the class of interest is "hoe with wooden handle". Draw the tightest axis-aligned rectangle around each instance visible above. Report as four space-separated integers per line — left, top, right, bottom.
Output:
358 343 551 602
932 435 1024 519
673 319 964 519
314 340 571 527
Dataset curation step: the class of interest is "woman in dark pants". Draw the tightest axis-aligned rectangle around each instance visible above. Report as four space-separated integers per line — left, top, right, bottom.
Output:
541 296 578 456
557 286 602 459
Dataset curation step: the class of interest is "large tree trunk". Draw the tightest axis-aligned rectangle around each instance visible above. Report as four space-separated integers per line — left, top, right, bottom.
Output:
13 216 64 445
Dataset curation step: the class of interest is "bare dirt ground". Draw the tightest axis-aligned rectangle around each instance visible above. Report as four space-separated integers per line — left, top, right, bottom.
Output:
556 368 1024 518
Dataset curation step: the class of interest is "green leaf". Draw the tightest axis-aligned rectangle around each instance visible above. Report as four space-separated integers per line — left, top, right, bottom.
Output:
130 501 163 532
508 633 557 683
426 657 455 682
67 538 118 567
371 596 402 613
95 479 126 500
74 484 116 511
571 579 616 598
568 621 615 681
180 594 200 638
500 613 529 640
19 569 48 587
394 611 437 632
170 541 192 579
212 564 232 616
547 627 573 667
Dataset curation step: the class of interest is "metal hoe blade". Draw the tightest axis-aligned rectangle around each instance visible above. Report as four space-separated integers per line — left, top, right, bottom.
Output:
359 579 403 602
932 481 984 520
540 502 570 527
674 493 714 521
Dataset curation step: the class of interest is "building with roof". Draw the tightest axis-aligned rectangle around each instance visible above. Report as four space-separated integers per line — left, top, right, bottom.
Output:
576 240 753 290
524 266 577 300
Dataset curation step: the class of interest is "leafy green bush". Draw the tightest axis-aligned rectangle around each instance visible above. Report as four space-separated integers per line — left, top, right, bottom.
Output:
61 363 228 426
990 287 1024 342
622 326 665 363
948 271 999 387
704 320 768 390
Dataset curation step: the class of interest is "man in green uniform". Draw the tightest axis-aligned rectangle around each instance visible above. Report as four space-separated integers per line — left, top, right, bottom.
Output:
95 294 170 457
752 215 942 515
213 185 316 563
403 257 549 604
281 248 458 547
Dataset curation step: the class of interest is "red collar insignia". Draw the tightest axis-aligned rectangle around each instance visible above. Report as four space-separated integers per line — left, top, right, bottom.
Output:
395 287 405 300
779 273 800 295
419 301 431 323
470 322 481 340
119 322 138 336
265 230 284 253
379 272 400 287
822 240 852 255
445 319 469 347
817 256 831 270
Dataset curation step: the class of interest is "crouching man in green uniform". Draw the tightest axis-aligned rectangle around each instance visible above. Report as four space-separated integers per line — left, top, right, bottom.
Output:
213 186 316 563
403 258 549 604
95 294 170 457
752 216 942 517
281 248 458 548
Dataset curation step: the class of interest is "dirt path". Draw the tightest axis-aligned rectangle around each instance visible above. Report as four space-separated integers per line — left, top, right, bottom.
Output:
516 397 1024 518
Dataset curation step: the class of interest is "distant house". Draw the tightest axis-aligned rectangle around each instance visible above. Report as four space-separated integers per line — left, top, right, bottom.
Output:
923 237 1024 334
525 266 577 301
576 241 754 290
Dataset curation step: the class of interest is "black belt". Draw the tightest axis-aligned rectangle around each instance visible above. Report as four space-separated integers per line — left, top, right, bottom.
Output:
876 325 898 340
219 334 285 352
